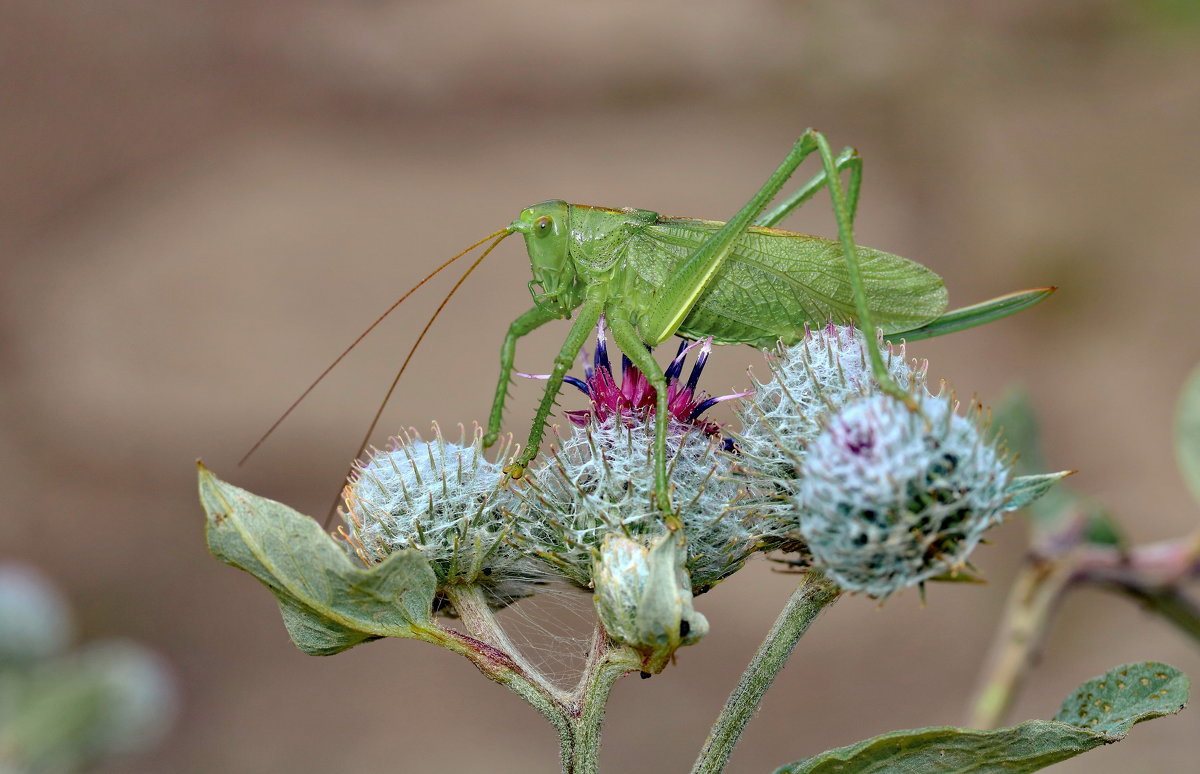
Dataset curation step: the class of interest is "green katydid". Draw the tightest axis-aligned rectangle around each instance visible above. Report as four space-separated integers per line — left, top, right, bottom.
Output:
486 130 941 515
241 129 1052 522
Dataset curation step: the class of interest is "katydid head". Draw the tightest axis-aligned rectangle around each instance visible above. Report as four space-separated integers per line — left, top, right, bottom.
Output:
510 200 578 317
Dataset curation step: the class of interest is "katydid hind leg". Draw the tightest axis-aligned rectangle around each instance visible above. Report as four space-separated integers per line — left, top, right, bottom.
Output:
813 133 912 406
485 306 556 448
640 131 822 346
508 298 605 477
755 146 861 229
606 314 677 518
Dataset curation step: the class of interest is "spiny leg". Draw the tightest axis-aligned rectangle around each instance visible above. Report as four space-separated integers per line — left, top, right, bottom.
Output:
812 132 913 406
755 146 861 228
606 313 679 522
485 305 557 448
508 297 605 477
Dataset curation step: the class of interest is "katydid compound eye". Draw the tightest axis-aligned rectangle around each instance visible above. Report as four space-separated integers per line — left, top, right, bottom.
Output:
535 216 552 235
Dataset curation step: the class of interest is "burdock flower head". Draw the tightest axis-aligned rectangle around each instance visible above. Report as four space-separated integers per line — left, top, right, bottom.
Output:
512 319 782 595
340 424 539 613
736 323 925 483
792 391 1012 598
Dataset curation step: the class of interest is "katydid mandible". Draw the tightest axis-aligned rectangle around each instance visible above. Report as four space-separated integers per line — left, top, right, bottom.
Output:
486 130 947 514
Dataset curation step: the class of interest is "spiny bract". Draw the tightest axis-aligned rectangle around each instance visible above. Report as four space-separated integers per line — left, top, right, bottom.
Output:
340 425 540 612
792 391 1011 598
735 323 925 483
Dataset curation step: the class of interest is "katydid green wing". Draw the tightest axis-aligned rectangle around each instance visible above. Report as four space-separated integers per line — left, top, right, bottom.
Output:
629 219 947 345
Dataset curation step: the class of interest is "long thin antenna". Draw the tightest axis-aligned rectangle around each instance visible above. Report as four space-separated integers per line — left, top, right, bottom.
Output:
324 229 513 527
238 228 510 467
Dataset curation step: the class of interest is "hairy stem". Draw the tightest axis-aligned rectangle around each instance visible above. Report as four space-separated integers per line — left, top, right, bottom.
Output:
441 592 641 773
562 626 641 774
691 571 841 774
430 624 574 768
445 585 564 701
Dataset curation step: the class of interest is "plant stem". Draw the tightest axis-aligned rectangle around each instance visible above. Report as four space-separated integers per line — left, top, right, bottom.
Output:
436 587 584 769
1074 534 1200 645
445 585 564 701
967 558 1073 729
430 624 575 768
440 590 642 773
968 530 1200 729
690 571 841 774
561 626 641 774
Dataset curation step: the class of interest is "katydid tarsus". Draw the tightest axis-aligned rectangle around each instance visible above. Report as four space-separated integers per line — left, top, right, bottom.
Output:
241 129 1052 524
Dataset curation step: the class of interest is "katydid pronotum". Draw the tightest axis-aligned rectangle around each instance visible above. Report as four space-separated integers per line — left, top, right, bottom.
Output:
241 129 1052 522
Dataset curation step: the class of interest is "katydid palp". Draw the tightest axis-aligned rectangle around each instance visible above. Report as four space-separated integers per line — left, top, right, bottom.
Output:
241 129 1053 523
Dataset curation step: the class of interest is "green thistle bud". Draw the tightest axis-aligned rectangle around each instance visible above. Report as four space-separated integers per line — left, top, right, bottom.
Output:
340 424 540 613
593 531 709 674
792 392 1011 597
735 324 923 483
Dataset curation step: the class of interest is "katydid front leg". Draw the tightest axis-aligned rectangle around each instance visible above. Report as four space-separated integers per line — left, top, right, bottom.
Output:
484 305 557 448
507 296 605 479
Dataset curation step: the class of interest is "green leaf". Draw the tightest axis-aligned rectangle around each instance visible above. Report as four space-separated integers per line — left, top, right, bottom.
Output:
772 662 1188 774
1003 472 1074 513
1052 662 1188 736
197 463 437 655
1174 364 1200 507
888 288 1055 343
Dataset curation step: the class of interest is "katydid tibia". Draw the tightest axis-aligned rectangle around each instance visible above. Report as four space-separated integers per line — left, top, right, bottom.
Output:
241 129 1053 524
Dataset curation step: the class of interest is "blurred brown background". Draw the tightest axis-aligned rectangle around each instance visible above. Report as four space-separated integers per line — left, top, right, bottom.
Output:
3 1 1199 772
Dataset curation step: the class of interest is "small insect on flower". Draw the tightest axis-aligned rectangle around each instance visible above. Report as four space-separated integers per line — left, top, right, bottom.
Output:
735 323 925 484
339 424 540 613
792 391 1012 598
511 320 785 595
